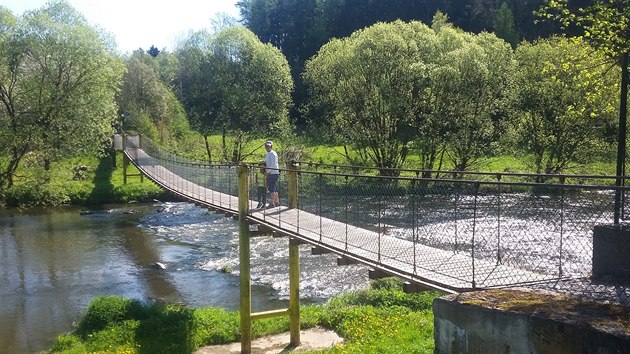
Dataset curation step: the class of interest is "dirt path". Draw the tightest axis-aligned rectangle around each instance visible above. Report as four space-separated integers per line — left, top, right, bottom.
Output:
195 327 343 354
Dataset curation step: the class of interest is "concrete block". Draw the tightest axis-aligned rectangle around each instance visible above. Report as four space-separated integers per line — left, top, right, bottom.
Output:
593 224 630 279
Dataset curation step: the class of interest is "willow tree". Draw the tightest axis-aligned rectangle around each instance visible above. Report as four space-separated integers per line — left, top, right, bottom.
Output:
0 1 125 189
515 37 618 177
428 28 516 173
175 26 293 163
304 20 435 175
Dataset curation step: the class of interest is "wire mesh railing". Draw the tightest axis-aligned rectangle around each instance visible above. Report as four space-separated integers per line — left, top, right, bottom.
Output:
122 135 630 303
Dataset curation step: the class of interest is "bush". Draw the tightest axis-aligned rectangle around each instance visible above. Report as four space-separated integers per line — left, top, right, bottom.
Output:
75 296 137 337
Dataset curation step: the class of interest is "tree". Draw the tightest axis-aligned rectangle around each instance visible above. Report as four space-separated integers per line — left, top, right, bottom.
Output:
539 0 629 221
0 1 125 188
147 45 160 57
493 2 519 47
427 28 516 173
514 37 618 178
304 21 435 175
175 25 293 162
118 49 194 151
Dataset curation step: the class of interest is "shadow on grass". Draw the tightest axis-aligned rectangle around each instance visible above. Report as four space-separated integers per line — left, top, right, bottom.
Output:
87 155 116 204
73 296 197 354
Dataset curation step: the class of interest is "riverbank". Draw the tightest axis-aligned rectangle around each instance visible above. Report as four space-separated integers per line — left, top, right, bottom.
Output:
48 279 441 353
1 154 169 208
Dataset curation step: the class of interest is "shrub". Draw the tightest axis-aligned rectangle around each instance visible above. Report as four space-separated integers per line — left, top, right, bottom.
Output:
75 296 137 337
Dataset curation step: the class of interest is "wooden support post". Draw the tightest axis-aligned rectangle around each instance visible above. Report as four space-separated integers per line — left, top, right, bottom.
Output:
287 162 298 209
289 235 301 347
138 135 144 183
238 164 252 354
122 133 128 184
286 162 302 348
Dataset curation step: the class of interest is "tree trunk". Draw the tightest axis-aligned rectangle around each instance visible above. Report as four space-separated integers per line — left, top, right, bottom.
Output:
221 130 229 162
204 135 212 163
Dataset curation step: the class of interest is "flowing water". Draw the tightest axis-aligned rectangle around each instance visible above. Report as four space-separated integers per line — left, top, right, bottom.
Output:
0 202 369 353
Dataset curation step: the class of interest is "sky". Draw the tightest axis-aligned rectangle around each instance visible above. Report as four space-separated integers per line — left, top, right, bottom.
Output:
2 0 241 53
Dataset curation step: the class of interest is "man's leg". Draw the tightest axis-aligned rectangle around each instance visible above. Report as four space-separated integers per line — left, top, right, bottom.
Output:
272 192 279 206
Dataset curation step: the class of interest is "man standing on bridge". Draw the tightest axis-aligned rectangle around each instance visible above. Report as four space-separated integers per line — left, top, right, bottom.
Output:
264 140 280 208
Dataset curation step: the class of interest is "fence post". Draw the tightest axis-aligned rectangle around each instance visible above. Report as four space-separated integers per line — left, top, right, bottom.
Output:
471 182 480 289
122 133 128 184
559 176 565 277
288 161 298 209
238 164 252 354
138 134 144 183
496 174 502 265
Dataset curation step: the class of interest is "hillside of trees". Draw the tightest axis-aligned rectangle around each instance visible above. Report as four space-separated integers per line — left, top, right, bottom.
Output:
0 0 627 200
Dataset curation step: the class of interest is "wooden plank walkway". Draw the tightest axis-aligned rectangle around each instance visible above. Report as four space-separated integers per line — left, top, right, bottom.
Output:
125 147 557 293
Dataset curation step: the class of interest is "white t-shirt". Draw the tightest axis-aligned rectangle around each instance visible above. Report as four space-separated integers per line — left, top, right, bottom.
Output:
265 150 279 175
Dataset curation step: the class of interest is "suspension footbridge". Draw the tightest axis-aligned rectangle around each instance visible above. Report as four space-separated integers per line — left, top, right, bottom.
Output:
118 134 623 351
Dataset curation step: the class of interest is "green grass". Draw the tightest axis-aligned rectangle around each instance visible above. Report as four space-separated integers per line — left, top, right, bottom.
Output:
1 152 168 207
50 278 441 354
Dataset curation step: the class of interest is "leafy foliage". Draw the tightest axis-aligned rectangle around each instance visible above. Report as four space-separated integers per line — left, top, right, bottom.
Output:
117 49 199 154
305 20 515 174
539 0 630 57
304 21 434 175
514 36 619 176
175 25 293 162
0 1 125 189
493 2 520 48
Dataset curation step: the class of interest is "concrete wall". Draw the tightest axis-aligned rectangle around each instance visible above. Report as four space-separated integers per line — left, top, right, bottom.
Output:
593 224 630 279
433 291 630 354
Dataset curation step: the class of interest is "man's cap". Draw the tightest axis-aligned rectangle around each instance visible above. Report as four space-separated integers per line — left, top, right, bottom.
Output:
265 141 273 146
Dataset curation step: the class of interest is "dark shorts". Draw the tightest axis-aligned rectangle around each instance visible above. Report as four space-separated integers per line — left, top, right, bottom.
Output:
267 173 279 193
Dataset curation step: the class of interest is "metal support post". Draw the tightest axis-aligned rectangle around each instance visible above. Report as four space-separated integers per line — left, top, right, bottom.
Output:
287 162 298 209
614 51 628 224
238 164 252 354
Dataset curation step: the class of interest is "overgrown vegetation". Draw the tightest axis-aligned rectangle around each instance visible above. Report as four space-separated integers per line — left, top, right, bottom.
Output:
50 278 442 354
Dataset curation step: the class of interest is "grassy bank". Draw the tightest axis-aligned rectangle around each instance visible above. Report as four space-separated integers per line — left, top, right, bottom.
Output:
1 152 169 208
50 278 441 354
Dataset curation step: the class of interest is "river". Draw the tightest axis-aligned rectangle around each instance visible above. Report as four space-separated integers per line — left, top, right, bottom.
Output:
0 202 369 353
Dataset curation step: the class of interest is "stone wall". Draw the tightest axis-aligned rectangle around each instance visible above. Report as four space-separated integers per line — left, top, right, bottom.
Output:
433 289 630 354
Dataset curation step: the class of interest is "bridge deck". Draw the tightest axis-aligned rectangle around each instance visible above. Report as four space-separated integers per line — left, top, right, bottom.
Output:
126 147 556 293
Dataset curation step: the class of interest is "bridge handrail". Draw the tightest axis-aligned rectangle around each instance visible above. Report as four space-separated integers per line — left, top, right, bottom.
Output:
123 134 628 187
292 159 630 184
